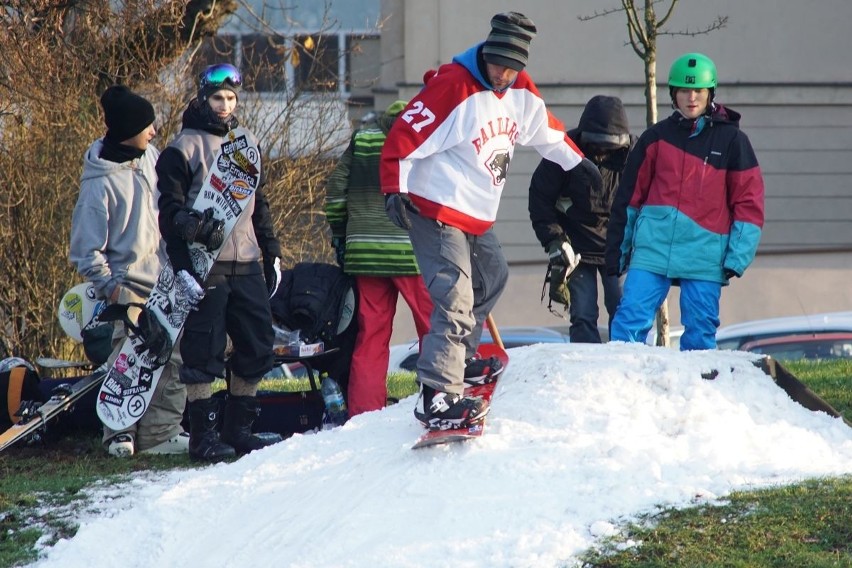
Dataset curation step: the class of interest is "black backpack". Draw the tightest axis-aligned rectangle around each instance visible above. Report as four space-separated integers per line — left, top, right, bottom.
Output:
268 262 358 399
270 262 355 345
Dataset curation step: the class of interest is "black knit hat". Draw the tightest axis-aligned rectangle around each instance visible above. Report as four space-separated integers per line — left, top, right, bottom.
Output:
100 85 156 142
482 12 537 71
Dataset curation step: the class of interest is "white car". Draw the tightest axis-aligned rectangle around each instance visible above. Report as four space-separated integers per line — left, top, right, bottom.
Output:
716 311 852 350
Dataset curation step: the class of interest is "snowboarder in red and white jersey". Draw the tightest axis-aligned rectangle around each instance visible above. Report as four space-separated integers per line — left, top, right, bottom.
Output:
381 11 603 431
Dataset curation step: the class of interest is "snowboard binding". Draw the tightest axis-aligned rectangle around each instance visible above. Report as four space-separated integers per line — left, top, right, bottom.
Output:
98 303 174 367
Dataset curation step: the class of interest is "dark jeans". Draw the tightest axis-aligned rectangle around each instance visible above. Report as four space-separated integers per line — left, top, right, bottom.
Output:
568 262 623 343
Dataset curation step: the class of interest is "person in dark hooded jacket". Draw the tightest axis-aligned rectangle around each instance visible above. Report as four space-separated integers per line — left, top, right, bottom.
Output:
529 95 636 343
156 63 283 462
605 53 765 351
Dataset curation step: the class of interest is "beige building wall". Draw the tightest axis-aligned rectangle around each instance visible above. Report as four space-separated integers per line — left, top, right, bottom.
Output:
379 0 852 343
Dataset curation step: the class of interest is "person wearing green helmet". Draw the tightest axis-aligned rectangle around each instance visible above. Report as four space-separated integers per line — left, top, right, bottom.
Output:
605 52 765 350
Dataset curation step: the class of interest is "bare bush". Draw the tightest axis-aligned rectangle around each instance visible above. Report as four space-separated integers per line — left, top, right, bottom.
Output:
0 0 361 362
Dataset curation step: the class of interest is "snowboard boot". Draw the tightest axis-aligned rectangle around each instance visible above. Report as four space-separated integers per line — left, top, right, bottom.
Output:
221 395 283 454
463 355 504 385
414 384 490 431
187 398 236 462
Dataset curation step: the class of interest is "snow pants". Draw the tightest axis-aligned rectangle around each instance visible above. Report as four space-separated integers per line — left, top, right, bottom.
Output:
610 268 722 350
179 271 275 384
347 275 433 417
407 213 509 395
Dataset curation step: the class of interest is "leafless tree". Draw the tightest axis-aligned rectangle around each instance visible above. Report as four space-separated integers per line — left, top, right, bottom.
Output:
0 0 371 362
580 0 726 346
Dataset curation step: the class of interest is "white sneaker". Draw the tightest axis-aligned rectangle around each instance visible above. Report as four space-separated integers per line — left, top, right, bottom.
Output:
141 432 190 455
107 434 135 457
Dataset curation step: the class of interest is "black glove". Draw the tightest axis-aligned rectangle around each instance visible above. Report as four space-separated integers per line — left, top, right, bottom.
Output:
385 194 419 230
724 268 740 280
332 237 345 266
264 257 281 298
572 157 604 191
174 207 225 251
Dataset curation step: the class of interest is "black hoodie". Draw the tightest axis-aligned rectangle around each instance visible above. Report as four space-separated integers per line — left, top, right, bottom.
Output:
528 95 636 264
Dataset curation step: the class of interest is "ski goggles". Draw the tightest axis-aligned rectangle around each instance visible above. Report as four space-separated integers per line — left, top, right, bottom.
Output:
200 63 243 89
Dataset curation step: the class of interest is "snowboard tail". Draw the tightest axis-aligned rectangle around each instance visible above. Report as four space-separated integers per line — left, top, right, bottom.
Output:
412 343 508 449
96 128 262 431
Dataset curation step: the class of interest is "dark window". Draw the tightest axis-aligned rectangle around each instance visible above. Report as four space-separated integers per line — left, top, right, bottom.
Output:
293 34 340 92
241 34 287 93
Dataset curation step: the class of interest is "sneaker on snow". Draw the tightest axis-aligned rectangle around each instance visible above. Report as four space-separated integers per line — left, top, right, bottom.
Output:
463 355 504 385
107 433 135 457
414 384 489 431
141 432 190 455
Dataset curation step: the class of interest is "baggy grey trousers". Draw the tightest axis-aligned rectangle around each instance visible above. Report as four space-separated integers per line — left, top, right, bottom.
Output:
101 287 187 452
407 212 509 395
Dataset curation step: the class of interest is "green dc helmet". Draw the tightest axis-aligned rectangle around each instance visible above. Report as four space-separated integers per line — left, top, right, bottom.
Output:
668 53 717 89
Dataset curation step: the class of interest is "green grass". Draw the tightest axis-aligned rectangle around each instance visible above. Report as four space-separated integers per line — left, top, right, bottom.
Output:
783 359 852 419
579 357 852 568
580 476 852 567
0 361 850 567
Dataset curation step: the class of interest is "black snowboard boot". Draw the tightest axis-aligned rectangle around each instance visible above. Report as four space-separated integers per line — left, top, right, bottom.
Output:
463 355 504 385
187 398 236 462
221 395 283 454
413 384 489 431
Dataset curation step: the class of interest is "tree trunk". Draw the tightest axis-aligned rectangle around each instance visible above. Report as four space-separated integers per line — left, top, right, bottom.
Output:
643 35 670 347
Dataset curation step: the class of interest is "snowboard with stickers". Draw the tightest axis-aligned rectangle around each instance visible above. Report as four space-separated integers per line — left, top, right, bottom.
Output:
96 127 262 431
412 343 509 449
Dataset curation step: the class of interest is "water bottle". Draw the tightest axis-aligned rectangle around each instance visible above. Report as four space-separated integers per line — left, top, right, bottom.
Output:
320 374 348 428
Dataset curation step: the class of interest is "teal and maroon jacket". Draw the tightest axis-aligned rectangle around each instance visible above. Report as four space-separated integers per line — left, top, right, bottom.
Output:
605 104 764 283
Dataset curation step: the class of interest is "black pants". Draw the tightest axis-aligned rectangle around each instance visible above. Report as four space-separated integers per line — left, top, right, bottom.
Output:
179 272 274 383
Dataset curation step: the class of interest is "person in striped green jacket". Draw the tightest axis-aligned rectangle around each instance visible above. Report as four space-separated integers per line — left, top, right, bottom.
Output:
325 100 433 417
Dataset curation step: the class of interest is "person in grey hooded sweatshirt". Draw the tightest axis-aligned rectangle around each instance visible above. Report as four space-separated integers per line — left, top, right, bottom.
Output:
70 85 188 457
529 95 636 343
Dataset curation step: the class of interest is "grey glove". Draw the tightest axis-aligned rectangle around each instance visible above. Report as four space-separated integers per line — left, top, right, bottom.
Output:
384 194 419 230
546 238 581 276
176 270 205 310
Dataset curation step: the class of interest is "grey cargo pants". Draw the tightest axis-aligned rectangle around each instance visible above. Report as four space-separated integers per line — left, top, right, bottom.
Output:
407 212 509 395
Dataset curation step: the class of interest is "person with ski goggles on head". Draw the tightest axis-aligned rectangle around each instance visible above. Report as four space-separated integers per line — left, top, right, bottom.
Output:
156 63 283 462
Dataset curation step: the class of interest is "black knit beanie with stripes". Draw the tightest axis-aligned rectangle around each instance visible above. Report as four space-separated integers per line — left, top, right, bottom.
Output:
481 12 537 71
